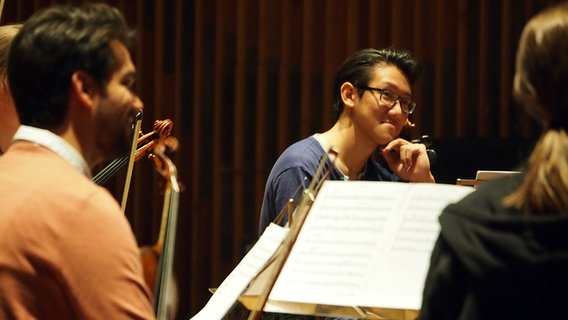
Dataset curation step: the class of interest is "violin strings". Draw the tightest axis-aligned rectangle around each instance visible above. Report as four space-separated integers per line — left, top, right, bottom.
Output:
92 156 129 185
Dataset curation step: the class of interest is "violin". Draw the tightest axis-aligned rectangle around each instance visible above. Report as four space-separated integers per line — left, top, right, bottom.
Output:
93 115 180 319
92 115 173 186
140 134 181 320
93 113 173 210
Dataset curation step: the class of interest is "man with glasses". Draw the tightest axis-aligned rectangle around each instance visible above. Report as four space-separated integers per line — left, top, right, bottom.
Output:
258 47 435 320
259 47 435 236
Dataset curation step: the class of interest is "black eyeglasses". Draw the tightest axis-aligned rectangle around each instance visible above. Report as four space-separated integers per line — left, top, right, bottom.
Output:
358 86 416 114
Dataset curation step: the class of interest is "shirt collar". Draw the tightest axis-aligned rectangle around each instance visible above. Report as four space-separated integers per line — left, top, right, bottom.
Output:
12 125 92 178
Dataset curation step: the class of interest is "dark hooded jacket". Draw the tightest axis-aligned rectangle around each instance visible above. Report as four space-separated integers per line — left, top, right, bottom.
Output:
420 173 568 319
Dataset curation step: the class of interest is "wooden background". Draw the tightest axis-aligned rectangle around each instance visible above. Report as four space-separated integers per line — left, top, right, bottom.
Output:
3 0 561 318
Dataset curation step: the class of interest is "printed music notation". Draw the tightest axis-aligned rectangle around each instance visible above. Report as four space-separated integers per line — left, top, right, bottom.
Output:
193 181 474 319
191 223 288 320
268 181 474 312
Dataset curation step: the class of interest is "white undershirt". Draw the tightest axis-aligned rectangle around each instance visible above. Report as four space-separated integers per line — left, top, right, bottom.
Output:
313 133 350 181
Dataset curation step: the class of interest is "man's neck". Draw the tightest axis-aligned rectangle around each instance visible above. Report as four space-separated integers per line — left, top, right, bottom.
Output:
318 123 375 180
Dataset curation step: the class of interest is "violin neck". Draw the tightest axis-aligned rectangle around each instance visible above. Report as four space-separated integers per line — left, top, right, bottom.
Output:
153 176 181 319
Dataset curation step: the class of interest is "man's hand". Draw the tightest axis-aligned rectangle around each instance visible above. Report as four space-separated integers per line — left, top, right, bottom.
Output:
381 138 435 183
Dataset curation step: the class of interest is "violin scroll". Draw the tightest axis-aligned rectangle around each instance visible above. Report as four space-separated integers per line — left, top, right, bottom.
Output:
150 136 179 181
135 119 174 161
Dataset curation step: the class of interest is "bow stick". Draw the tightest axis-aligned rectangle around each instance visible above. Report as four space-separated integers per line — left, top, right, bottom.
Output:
121 110 143 211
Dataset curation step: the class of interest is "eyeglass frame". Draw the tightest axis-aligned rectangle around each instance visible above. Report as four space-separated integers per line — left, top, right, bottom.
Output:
357 85 416 114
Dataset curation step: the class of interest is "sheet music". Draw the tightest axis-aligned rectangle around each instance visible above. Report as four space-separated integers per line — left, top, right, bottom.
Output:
191 223 288 320
475 170 521 181
268 181 474 311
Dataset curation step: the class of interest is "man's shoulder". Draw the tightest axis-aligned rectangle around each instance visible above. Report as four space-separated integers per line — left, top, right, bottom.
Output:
0 142 121 215
266 137 326 181
282 135 321 153
276 136 323 165
265 136 325 184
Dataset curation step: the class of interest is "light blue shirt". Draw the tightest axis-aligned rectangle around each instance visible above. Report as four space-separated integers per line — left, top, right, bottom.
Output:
12 125 92 178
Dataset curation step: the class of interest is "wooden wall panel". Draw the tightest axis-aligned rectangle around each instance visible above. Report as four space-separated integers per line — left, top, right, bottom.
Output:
500 0 513 138
2 1 565 318
455 0 467 137
478 0 489 137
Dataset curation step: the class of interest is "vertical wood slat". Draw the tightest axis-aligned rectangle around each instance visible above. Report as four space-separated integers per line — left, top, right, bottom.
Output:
519 0 534 138
455 0 467 137
323 1 348 127
254 0 269 235
300 1 313 137
411 0 423 135
173 0 183 122
132 0 162 238
391 0 403 48
500 0 512 138
190 0 212 313
277 0 292 152
434 0 446 136
211 0 226 285
130 0 148 240
232 0 247 263
158 0 189 310
189 0 204 313
154 1 164 125
373 1 391 49
478 0 489 137
172 0 188 309
368 1 380 50
346 0 359 54
322 1 336 128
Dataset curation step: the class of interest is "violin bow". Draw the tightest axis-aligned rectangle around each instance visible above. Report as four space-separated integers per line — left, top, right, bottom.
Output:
121 110 143 211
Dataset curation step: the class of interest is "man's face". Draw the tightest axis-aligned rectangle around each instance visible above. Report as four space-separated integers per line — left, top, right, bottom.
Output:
352 64 412 146
93 40 142 160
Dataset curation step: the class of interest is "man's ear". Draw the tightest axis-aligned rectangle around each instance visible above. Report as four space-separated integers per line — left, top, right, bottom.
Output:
70 71 99 108
340 82 357 109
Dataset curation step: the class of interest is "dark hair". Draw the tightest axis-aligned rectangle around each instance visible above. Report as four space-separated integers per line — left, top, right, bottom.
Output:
332 47 421 120
7 3 136 129
503 1 568 214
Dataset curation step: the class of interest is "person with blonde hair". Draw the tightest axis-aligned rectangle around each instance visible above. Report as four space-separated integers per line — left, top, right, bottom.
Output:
420 2 568 319
0 24 20 152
